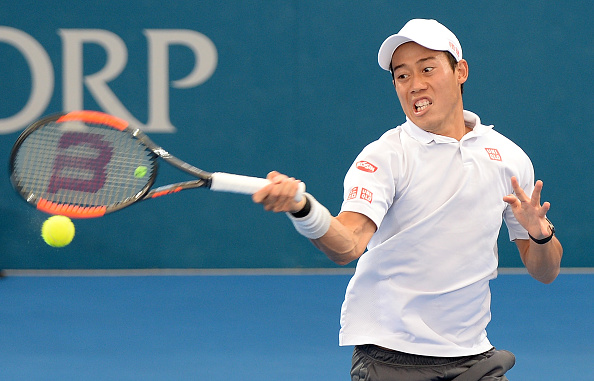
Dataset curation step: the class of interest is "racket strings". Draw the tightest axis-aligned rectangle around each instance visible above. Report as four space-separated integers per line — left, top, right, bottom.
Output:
12 121 156 209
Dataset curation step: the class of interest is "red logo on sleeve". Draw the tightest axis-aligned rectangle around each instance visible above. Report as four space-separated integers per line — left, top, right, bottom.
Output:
356 161 378 173
360 188 373 203
485 148 502 161
347 187 359 200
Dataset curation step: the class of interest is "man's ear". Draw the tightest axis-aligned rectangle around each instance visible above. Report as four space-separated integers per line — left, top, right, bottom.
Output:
457 59 469 85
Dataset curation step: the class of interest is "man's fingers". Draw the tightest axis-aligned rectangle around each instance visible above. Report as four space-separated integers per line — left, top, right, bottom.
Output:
540 201 551 217
530 180 543 206
268 182 295 212
510 176 522 197
254 174 303 213
253 172 286 204
503 194 519 206
267 171 287 183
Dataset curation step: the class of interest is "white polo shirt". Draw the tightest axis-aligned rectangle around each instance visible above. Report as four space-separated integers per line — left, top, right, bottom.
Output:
339 110 533 357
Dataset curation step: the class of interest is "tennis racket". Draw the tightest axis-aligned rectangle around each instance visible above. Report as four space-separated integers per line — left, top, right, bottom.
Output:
9 110 305 218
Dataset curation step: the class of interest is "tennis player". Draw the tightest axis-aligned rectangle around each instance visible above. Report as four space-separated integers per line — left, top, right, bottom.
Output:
253 19 563 381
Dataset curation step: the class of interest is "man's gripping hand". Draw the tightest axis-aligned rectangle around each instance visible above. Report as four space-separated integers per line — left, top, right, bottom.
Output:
252 171 307 214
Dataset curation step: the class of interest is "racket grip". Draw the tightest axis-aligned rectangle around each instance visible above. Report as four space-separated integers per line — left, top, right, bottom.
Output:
210 172 305 201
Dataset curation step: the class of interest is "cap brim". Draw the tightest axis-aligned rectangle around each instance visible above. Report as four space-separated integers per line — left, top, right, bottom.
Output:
378 35 412 71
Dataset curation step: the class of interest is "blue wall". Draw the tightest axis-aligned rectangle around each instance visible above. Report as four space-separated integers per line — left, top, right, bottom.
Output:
1 1 592 269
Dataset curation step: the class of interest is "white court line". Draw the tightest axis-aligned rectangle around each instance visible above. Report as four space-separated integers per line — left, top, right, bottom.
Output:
1 268 355 277
2 267 593 277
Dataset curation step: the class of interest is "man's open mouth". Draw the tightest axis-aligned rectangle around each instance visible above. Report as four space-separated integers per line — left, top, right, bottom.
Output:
414 99 432 113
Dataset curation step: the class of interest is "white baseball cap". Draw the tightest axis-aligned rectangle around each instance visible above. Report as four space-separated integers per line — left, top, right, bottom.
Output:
378 19 462 71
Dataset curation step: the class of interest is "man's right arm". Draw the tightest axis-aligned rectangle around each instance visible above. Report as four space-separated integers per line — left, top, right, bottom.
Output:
252 171 376 265
310 211 376 265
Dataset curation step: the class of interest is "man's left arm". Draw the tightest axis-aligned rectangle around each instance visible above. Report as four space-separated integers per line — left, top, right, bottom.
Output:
503 176 563 284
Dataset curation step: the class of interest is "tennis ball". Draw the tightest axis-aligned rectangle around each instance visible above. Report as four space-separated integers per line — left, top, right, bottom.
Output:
41 215 75 248
134 165 148 178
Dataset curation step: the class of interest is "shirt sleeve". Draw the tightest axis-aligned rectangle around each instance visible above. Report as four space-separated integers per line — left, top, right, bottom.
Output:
340 139 397 229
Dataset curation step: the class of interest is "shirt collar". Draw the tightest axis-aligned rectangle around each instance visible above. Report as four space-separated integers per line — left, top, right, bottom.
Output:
403 110 493 144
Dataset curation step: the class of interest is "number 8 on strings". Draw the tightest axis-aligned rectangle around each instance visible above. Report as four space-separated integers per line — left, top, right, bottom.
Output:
9 110 305 218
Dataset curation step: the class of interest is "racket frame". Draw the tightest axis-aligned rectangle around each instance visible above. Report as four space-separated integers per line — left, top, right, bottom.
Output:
9 111 214 218
10 110 303 219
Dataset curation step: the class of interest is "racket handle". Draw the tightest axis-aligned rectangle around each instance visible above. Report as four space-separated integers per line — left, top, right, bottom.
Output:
210 172 305 201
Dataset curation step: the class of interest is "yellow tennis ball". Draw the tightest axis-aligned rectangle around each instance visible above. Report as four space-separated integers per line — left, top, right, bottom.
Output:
41 215 75 248
134 166 148 178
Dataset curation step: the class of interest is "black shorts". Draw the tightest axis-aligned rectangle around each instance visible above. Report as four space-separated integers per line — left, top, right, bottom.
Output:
351 345 515 381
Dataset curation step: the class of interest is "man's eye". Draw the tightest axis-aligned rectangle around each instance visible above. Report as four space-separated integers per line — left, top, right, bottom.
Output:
423 67 434 73
397 74 409 80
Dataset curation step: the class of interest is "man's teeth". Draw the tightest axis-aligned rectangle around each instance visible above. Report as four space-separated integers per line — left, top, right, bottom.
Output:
415 100 431 111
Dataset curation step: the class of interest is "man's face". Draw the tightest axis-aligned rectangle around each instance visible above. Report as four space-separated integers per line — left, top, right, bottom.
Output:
391 42 467 136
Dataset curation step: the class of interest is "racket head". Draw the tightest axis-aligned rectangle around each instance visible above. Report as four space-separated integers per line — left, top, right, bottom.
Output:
10 111 158 218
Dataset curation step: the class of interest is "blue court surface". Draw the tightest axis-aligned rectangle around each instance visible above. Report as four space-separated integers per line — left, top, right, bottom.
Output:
1 271 592 380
